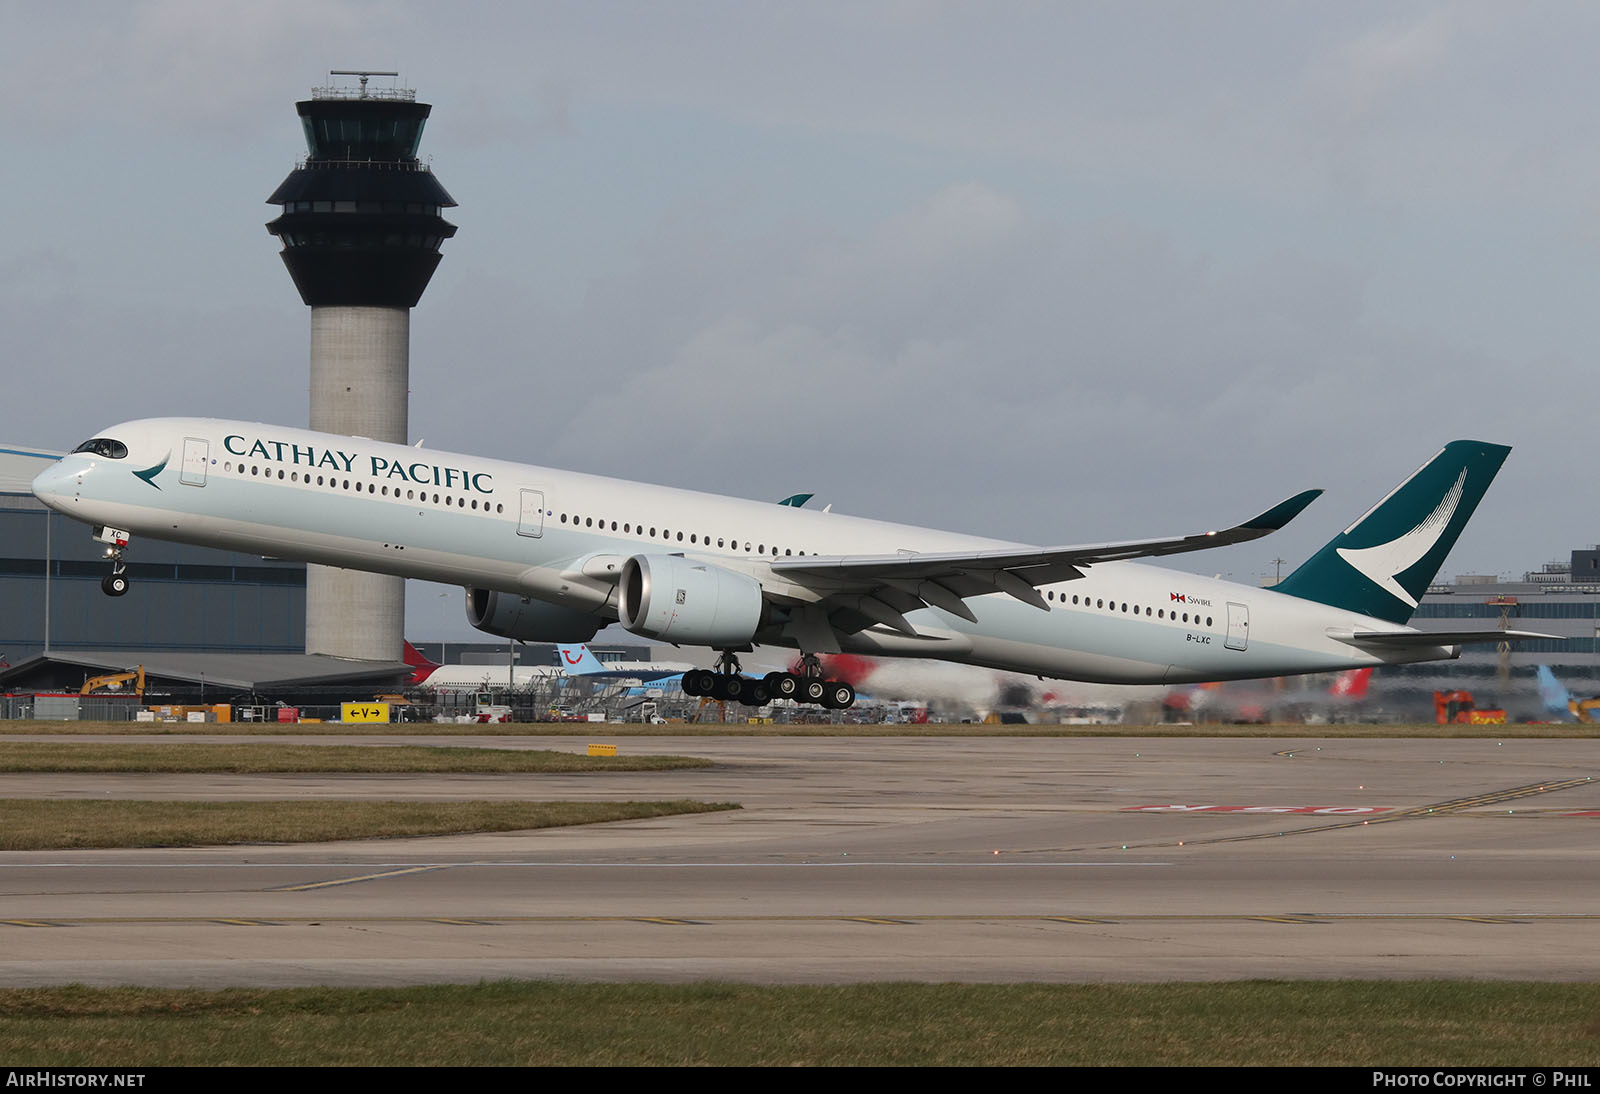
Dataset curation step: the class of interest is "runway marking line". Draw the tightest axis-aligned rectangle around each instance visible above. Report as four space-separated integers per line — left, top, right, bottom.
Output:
13 913 1600 927
271 865 452 892
1178 778 1597 846
1125 805 1390 814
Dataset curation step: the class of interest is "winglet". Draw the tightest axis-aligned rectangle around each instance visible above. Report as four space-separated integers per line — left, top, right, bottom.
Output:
1240 489 1323 532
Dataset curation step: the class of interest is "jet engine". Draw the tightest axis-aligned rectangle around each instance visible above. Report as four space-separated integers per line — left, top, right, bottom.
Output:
465 587 601 643
617 554 765 645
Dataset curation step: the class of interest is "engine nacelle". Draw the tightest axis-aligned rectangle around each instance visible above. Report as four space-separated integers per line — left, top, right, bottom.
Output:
617 554 765 646
465 587 601 643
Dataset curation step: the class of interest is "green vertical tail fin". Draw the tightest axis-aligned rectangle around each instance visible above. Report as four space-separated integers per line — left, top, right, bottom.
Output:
1274 440 1511 624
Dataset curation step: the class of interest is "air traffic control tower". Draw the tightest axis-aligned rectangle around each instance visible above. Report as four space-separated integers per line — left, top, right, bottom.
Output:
266 71 457 660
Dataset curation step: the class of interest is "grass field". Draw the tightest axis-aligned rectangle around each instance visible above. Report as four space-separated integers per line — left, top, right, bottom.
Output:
3 980 1598 1066
0 740 709 772
0 799 737 849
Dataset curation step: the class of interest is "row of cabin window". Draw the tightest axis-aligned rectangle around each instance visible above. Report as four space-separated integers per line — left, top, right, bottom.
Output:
1044 586 1213 626
227 462 506 513
221 464 1217 625
557 512 806 556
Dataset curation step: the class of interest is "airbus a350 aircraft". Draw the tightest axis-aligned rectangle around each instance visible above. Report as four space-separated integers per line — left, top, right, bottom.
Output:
32 420 1548 710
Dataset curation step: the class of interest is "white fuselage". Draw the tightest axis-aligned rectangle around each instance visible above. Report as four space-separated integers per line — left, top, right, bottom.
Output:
31 418 1450 683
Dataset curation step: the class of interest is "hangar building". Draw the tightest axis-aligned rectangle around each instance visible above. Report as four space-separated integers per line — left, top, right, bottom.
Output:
1 445 307 664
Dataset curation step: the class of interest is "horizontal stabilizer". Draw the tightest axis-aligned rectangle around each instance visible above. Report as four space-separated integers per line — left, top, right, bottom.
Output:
1333 628 1559 649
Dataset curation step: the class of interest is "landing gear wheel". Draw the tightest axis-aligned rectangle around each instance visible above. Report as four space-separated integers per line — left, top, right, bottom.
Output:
822 682 855 710
766 672 799 700
101 574 129 597
683 669 716 697
743 682 771 707
721 675 745 702
802 678 827 704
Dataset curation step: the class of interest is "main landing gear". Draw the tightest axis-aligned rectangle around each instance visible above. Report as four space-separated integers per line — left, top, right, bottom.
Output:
95 526 132 598
681 651 856 710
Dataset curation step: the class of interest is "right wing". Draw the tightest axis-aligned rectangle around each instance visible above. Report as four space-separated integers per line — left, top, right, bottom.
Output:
768 489 1323 636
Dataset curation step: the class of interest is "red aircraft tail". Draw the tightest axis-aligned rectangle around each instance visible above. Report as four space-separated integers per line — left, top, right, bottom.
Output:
402 641 441 685
1329 667 1373 699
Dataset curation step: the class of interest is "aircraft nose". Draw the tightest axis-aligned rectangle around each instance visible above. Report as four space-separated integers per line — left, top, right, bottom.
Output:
31 460 80 512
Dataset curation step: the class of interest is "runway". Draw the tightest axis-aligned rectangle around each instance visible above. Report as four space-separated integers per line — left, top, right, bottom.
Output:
1 733 1598 987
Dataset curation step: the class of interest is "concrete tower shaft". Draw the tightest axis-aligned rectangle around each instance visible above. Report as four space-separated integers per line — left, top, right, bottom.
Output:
267 73 455 662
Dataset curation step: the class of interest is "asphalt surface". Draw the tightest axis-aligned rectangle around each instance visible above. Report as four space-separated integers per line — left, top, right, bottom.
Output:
1 733 1597 986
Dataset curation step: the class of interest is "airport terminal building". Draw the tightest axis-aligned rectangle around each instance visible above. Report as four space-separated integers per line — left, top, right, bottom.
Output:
1379 549 1600 714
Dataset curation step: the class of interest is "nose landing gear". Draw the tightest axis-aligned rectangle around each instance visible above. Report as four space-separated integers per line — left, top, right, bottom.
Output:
94 526 131 597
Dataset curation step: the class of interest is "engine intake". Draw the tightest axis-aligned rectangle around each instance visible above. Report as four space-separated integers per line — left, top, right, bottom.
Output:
618 555 764 646
465 587 600 643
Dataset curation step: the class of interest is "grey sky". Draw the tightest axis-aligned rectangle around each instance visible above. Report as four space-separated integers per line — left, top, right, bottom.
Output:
2 2 1592 640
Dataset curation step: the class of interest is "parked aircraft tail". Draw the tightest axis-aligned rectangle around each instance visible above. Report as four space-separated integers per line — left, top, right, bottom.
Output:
402 641 441 686
557 643 608 675
1328 667 1373 699
1537 665 1573 718
1274 440 1511 624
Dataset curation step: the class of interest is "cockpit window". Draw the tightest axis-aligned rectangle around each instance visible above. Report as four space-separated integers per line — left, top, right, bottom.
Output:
71 438 129 459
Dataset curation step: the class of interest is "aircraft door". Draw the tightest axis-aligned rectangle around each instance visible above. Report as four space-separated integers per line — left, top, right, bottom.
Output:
1225 602 1249 651
517 489 545 538
180 437 208 487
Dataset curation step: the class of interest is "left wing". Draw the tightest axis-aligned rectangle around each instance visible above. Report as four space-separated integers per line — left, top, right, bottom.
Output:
769 489 1323 634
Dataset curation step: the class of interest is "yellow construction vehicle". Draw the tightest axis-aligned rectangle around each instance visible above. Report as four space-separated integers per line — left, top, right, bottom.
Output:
1568 697 1600 724
80 666 146 699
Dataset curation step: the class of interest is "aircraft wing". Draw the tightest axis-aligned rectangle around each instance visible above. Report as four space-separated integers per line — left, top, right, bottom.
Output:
769 489 1323 633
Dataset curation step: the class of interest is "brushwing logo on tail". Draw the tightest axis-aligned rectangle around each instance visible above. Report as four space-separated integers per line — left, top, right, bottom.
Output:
1336 469 1466 609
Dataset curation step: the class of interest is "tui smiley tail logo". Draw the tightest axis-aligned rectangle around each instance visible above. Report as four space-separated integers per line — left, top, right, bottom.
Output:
133 452 170 490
